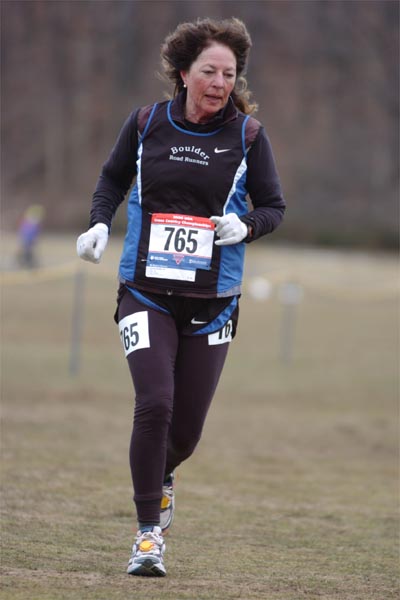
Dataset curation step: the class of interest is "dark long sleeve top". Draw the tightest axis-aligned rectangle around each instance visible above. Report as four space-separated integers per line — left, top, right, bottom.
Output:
89 94 285 242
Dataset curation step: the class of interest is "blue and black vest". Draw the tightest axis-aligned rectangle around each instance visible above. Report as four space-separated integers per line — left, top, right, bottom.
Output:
119 99 252 298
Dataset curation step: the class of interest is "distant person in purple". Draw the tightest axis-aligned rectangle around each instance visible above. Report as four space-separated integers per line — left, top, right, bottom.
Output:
17 204 44 269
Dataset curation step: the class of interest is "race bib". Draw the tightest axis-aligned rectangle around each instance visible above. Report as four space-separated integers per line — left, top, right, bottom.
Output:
208 320 233 345
119 311 150 357
145 213 215 281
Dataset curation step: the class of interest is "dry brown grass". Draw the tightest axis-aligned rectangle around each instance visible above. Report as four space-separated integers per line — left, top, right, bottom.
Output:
1 235 399 599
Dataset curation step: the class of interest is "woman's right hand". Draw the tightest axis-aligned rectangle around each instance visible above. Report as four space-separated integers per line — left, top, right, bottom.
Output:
76 223 109 264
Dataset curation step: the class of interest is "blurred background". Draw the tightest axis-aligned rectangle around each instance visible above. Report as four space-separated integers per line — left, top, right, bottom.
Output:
1 0 399 248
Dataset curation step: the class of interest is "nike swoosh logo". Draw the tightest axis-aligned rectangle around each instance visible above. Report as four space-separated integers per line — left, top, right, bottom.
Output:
214 148 230 154
191 318 208 325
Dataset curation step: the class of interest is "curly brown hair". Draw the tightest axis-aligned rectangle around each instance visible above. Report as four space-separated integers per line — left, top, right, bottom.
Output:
161 17 258 115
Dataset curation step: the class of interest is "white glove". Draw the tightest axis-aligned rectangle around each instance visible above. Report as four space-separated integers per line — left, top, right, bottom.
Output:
76 223 109 264
210 213 248 246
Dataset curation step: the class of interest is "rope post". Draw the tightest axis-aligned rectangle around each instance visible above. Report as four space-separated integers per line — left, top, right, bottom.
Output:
69 267 86 376
279 282 304 365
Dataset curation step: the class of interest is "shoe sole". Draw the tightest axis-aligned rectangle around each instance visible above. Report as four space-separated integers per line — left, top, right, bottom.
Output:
128 557 166 577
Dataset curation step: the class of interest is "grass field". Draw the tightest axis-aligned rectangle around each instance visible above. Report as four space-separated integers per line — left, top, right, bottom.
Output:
1 234 399 599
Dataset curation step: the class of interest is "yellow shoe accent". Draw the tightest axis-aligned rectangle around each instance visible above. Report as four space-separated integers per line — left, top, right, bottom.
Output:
161 495 170 510
139 540 155 552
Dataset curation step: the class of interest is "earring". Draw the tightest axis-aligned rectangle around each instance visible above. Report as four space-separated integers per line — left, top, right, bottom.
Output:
183 83 187 88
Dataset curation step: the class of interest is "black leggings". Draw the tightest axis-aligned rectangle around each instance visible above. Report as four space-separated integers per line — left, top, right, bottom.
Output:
118 291 231 524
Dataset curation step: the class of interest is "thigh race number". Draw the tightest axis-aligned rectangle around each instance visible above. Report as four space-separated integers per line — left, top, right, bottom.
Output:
118 311 150 357
208 320 233 345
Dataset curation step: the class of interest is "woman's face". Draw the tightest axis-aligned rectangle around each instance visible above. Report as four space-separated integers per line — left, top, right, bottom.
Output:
181 42 237 123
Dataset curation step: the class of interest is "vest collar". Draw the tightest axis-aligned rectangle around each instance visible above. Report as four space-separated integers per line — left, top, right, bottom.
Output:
170 91 239 132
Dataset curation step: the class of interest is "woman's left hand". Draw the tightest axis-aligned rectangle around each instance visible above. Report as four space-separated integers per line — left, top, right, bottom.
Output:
210 214 248 245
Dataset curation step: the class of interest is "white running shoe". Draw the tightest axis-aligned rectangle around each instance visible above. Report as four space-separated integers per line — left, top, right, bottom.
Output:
160 473 175 534
127 526 166 577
